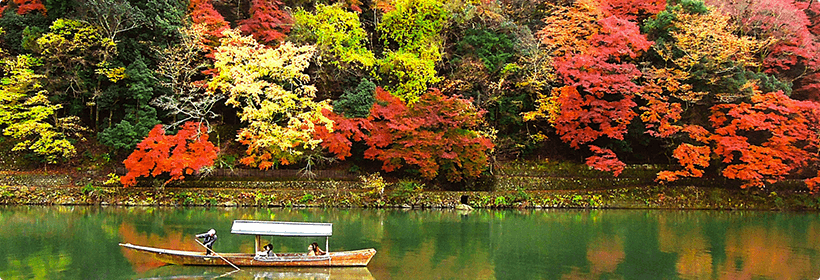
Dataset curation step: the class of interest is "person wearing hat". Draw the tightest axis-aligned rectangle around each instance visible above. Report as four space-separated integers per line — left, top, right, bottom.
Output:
196 229 218 255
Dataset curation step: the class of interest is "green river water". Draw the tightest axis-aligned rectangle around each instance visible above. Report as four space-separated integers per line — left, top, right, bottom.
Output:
0 206 819 279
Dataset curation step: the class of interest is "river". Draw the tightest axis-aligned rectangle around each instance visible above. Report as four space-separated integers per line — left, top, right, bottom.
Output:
0 206 818 279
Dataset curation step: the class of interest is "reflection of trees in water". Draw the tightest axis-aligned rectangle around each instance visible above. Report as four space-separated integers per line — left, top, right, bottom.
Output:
2 245 71 280
4 207 820 279
0 206 134 279
118 222 198 273
654 211 820 280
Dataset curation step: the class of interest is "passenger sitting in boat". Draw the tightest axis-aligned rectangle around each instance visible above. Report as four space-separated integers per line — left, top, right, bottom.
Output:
308 242 326 256
263 243 274 256
196 229 217 255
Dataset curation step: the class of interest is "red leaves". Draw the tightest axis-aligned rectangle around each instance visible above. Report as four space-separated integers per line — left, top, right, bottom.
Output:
707 0 820 99
535 0 652 176
586 145 626 176
13 0 46 16
600 0 665 21
0 0 47 17
121 122 218 187
188 0 229 53
708 91 819 189
657 91 820 190
238 0 292 45
656 144 711 182
313 108 370 160
317 87 494 182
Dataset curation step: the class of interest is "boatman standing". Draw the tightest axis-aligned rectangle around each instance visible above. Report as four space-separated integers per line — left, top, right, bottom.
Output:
196 229 217 255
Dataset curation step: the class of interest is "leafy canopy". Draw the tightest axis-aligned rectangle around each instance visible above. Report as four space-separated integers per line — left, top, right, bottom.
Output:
121 122 218 187
292 3 375 68
0 54 79 163
317 87 494 182
209 29 332 169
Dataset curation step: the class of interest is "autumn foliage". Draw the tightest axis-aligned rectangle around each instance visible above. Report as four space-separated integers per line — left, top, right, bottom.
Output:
0 0 46 17
709 92 820 189
238 0 292 45
528 0 651 176
121 122 218 187
188 0 229 52
316 87 494 182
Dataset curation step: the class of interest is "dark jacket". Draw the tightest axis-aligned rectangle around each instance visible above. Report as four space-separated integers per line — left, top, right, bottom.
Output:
196 232 217 244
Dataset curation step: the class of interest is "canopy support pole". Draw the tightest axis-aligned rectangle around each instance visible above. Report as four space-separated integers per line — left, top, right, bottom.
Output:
255 235 261 252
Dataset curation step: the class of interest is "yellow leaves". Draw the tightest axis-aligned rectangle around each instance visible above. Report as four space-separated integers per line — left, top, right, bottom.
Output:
643 67 708 104
210 29 330 168
0 53 80 163
659 10 764 71
95 64 127 83
523 88 561 124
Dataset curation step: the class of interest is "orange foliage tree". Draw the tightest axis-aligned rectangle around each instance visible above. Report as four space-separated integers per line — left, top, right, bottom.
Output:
316 87 494 182
708 92 820 189
642 2 820 190
120 122 218 187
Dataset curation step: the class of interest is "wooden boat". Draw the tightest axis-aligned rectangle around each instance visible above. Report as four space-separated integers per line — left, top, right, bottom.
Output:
119 220 376 267
134 266 375 280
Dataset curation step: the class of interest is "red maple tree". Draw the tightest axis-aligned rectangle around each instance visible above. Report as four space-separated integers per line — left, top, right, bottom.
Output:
0 0 46 17
188 0 229 53
653 90 820 191
121 122 219 187
316 87 494 182
537 1 652 175
238 0 291 45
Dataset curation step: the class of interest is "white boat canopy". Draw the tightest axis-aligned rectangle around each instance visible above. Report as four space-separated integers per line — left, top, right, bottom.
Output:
231 220 333 237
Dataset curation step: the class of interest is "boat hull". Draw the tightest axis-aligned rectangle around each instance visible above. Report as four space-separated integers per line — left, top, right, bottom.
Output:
119 243 376 267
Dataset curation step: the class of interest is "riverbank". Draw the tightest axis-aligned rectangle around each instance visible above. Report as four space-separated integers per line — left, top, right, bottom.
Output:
1 161 817 210
1 178 817 210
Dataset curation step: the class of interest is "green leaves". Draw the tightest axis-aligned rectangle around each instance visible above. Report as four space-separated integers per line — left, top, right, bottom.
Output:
376 0 449 103
333 79 376 118
293 3 374 68
456 28 515 73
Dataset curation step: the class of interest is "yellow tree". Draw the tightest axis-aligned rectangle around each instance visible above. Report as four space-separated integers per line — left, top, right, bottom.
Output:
208 29 332 169
0 54 80 164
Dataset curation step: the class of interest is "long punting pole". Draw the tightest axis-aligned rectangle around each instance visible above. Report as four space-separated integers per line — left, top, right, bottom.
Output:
195 239 240 271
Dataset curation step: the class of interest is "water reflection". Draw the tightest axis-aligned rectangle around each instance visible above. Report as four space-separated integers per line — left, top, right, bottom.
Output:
1 206 819 279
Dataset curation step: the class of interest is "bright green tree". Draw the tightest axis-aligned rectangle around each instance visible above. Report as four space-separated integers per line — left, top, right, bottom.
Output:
376 0 449 103
293 3 375 69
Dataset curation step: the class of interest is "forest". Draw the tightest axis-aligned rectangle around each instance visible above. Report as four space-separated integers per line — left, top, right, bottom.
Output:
0 0 818 191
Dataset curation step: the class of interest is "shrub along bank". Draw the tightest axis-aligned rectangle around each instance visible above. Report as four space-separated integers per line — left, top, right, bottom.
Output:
1 161 818 210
